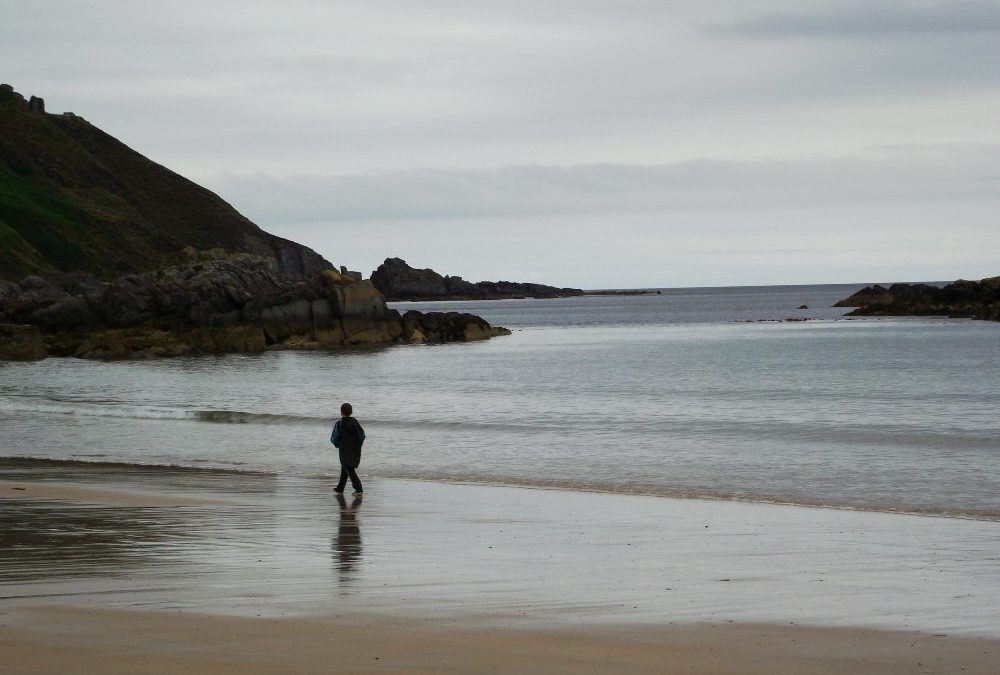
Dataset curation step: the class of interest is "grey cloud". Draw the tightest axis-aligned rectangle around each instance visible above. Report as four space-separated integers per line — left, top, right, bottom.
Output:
713 1 1000 39
249 202 1000 289
210 145 1000 224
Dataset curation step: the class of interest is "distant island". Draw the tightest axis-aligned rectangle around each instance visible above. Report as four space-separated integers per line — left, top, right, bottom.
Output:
0 85 510 360
371 257 583 301
585 289 662 296
834 278 1000 322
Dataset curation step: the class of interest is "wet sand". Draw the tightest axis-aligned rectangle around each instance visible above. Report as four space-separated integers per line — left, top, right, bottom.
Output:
5 606 998 675
2 459 998 674
0 479 226 507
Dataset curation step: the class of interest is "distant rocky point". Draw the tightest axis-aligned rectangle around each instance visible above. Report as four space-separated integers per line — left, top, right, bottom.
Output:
834 278 1000 322
586 289 662 296
371 258 583 301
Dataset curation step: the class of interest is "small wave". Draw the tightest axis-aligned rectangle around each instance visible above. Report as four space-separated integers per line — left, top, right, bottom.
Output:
0 455 274 476
373 418 551 433
191 410 327 425
1 399 186 420
0 398 554 432
0 399 331 426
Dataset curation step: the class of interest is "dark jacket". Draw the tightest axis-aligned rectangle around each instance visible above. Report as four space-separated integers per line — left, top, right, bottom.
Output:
331 416 365 469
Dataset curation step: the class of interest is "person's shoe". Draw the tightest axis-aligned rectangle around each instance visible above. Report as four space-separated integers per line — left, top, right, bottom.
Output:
333 487 345 493
353 490 363 494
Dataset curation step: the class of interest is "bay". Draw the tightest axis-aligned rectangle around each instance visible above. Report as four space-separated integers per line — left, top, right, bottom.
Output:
2 283 998 519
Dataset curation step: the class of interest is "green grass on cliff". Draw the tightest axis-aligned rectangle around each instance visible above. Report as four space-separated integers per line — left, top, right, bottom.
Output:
0 219 47 277
0 165 91 276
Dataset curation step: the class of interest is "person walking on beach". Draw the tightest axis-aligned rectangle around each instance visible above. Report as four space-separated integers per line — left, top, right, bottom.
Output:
331 402 365 493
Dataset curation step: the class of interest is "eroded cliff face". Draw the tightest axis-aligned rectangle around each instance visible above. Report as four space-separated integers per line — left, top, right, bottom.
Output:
0 260 510 360
834 277 1000 321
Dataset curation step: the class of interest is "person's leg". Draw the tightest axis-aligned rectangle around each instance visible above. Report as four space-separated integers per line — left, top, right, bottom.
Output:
347 467 363 492
335 466 348 492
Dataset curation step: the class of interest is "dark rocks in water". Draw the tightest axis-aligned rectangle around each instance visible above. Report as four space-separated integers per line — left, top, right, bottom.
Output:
371 257 583 301
798 304 809 310
833 277 1000 321
0 259 510 360
737 317 813 323
401 310 510 343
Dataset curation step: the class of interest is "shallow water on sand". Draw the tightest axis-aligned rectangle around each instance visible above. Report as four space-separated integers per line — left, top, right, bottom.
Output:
1 284 998 519
2 461 999 636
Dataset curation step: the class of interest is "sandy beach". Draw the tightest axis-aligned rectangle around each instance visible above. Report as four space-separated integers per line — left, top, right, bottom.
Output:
2 458 998 674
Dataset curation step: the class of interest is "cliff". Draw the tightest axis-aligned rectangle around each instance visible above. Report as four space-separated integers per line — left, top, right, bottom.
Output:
0 84 330 281
372 257 583 301
834 277 1000 321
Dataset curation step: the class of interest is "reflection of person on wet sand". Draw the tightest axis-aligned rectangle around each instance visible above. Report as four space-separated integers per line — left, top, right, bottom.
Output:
333 493 363 583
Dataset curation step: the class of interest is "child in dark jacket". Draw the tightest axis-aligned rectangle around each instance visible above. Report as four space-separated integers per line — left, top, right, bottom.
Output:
331 402 365 493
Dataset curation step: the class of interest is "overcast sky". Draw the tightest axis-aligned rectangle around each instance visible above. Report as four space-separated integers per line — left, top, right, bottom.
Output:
3 0 998 287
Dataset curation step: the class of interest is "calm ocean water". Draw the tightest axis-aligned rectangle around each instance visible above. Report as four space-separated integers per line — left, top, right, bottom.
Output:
2 283 998 519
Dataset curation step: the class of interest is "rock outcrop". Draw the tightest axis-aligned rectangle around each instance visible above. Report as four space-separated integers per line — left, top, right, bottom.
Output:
371 258 583 301
0 259 510 360
834 277 1000 321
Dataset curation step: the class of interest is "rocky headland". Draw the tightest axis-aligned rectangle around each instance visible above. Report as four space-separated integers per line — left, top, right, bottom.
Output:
371 257 583 301
834 277 1000 321
0 257 510 360
0 86 509 359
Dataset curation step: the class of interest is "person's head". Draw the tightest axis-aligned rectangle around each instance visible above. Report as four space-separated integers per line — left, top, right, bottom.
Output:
340 402 353 417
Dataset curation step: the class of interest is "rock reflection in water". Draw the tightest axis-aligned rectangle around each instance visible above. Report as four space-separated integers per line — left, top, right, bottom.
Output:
333 493 363 587
0 501 185 582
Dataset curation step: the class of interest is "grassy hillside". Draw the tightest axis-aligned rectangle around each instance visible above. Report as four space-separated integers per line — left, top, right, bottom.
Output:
0 85 332 280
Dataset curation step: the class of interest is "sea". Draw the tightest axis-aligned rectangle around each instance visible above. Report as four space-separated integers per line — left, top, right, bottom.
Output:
2 283 998 520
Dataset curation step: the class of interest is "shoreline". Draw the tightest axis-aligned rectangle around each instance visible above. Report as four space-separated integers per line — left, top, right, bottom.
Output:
3 460 999 673
3 454 998 523
370 473 1000 523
